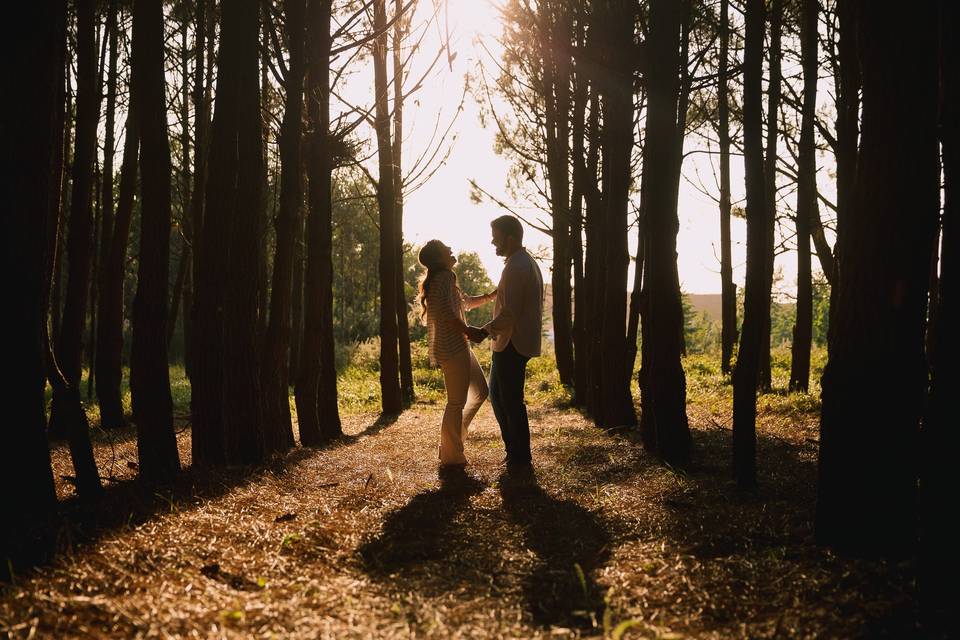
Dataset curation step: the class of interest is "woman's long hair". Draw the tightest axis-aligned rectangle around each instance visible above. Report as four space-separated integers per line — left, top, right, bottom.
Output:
417 239 457 321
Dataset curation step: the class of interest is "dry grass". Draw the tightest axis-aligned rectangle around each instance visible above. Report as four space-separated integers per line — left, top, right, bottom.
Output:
1 359 917 638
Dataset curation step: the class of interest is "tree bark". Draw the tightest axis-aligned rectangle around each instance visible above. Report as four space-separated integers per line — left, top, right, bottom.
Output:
94 0 119 408
193 0 264 466
52 63 73 347
50 0 102 438
96 104 138 431
221 0 267 465
4 0 66 520
290 201 305 384
826 0 859 339
718 0 736 375
583 86 604 421
393 0 414 405
373 0 402 415
789 0 817 393
167 16 193 349
921 0 958 620
184 0 211 380
130 0 181 483
298 0 342 444
731 0 769 489
637 0 691 464
570 64 588 407
815 2 939 556
758 0 782 392
262 0 306 455
543 4 574 389
595 0 636 429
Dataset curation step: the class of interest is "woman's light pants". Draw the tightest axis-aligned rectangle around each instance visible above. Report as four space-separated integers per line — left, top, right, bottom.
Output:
438 348 489 465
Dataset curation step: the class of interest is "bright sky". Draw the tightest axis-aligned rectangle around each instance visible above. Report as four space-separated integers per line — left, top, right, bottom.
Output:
341 0 831 295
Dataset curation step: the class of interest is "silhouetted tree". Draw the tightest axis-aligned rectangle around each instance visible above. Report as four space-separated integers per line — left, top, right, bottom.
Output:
261 0 306 454
4 0 67 520
718 0 736 375
373 0 402 415
594 0 637 429
297 0 342 444
788 0 817 392
732 0 768 489
130 0 181 482
815 2 939 555
50 0 102 438
193 0 267 465
921 0 958 620
758 0 782 392
637 0 692 464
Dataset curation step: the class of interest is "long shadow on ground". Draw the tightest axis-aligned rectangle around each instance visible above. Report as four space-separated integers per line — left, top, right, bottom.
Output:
497 466 611 630
2 445 317 582
358 465 611 632
357 466 486 586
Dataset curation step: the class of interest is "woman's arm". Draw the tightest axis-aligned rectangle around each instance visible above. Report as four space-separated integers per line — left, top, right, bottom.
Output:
461 289 497 311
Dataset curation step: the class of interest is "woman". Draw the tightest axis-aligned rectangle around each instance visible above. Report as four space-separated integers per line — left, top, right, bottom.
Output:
418 240 496 467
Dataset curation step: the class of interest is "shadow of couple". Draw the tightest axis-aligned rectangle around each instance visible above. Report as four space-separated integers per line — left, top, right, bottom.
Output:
358 465 610 630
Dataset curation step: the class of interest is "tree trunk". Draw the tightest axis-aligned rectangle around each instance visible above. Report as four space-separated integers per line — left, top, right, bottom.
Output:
718 0 736 375
41 24 103 500
393 0 414 405
262 0 306 455
570 85 587 407
96 110 138 433
184 0 211 380
4 0 66 520
52 63 73 347
758 0 782 392
167 17 193 349
921 0 958 620
625 215 643 378
731 0 769 490
94 0 119 407
583 87 604 421
637 0 691 464
570 17 588 406
298 0 342 444
373 0 402 415
815 2 939 556
290 202 305 384
543 6 574 389
596 0 636 429
50 0 102 439
826 0 859 339
221 0 267 465
789 0 817 393
130 0 181 483
87 158 101 401
193 0 262 466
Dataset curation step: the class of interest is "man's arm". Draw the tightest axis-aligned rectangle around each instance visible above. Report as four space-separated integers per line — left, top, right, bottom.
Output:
462 289 497 311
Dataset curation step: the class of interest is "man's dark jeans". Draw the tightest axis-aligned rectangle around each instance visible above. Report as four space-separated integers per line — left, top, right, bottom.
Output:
489 341 531 463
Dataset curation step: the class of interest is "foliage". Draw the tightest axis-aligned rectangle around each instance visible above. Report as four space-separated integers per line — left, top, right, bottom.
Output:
453 251 496 327
331 171 382 343
681 294 721 354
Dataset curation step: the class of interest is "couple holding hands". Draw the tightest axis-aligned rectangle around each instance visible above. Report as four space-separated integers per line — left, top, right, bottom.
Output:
417 215 544 469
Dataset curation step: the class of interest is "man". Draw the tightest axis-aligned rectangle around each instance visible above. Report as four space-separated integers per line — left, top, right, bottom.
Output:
472 215 543 466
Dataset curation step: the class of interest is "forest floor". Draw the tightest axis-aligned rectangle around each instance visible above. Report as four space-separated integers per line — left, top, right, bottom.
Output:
1 349 919 638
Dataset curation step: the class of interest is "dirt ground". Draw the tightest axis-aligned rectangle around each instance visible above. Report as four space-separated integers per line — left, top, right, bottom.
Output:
0 401 917 638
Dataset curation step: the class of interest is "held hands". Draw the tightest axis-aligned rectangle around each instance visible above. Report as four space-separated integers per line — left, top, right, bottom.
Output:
465 325 489 343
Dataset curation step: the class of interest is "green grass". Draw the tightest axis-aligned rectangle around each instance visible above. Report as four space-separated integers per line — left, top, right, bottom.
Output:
55 342 826 426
